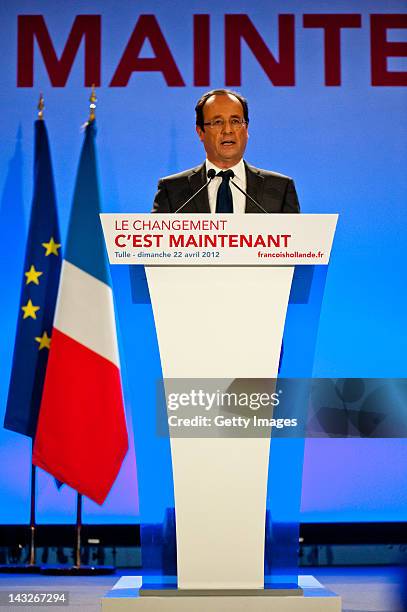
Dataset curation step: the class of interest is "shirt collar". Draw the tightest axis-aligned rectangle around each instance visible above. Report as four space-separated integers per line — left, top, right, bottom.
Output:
205 159 245 182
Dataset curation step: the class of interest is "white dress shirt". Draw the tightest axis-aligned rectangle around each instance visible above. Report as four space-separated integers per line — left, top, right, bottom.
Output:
205 159 247 214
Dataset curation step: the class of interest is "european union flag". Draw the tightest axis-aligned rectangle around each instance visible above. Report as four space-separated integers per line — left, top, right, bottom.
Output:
4 119 61 438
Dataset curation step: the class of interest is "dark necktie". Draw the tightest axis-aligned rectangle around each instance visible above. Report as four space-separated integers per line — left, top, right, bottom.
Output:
215 170 234 213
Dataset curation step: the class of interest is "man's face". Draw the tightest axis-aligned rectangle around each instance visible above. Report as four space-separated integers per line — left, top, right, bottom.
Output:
196 94 249 168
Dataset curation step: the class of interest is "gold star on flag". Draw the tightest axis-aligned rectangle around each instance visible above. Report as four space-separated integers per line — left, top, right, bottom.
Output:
42 236 61 256
35 331 51 350
25 264 43 285
21 299 40 320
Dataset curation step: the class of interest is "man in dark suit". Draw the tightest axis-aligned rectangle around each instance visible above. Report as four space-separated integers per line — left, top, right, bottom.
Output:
153 89 300 214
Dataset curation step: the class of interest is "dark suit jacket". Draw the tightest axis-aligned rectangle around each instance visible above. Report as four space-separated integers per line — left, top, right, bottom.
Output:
152 161 300 213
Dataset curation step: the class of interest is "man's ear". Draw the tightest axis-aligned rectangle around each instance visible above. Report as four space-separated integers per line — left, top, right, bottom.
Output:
196 125 204 142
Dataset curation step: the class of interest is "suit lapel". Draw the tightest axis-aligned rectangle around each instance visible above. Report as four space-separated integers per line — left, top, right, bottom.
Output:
188 164 210 213
244 162 265 213
185 162 266 213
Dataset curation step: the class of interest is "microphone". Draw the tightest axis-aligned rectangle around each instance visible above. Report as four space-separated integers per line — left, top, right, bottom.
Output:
227 170 270 214
174 168 216 213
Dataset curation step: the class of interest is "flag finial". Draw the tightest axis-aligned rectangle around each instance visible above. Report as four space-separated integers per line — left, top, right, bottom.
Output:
89 85 97 123
38 93 44 120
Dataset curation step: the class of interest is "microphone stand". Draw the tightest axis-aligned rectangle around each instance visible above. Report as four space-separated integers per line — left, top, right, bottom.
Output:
174 169 216 213
230 179 269 214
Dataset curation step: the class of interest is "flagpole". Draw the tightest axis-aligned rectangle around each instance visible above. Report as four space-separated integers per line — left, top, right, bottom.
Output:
24 94 44 572
74 493 82 568
89 84 96 123
71 86 93 571
28 462 37 566
25 94 44 571
71 84 94 570
41 488 113 575
38 92 44 120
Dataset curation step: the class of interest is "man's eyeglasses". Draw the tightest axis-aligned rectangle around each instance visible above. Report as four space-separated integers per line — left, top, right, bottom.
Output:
203 118 247 131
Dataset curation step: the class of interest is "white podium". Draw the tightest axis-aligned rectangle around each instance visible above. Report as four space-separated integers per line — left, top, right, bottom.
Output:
100 213 341 610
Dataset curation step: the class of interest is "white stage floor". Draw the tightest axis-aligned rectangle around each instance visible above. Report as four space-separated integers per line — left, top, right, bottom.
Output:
0 567 405 612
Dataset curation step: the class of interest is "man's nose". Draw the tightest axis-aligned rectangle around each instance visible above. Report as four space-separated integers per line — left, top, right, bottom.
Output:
221 120 233 133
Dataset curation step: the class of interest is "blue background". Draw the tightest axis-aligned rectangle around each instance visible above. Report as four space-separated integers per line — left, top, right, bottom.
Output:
0 0 406 524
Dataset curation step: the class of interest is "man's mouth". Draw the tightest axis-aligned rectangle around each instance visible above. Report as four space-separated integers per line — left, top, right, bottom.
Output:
221 140 236 146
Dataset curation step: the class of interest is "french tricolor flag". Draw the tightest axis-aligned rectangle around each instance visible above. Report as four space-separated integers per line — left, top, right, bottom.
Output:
33 121 128 505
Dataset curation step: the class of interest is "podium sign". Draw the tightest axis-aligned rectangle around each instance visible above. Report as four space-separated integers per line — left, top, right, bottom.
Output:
100 214 338 266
